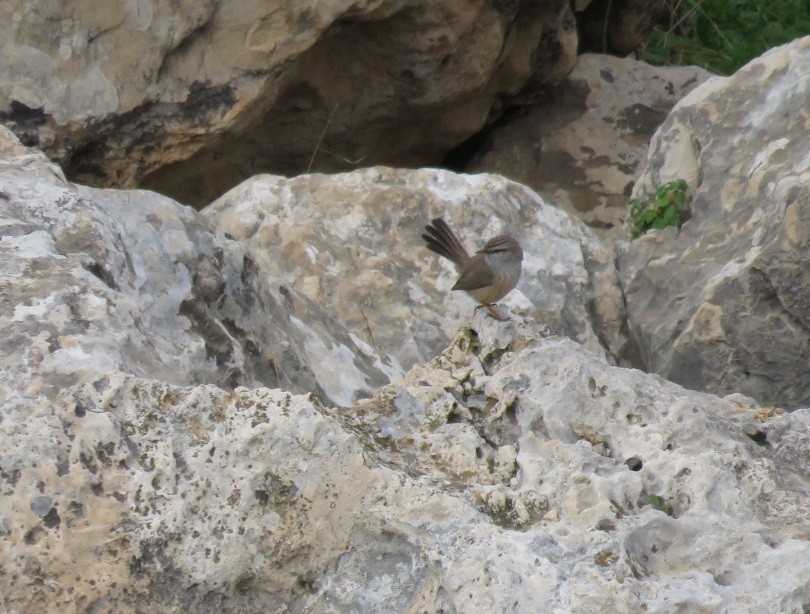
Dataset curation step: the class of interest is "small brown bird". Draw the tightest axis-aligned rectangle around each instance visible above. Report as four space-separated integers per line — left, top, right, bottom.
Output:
422 217 523 321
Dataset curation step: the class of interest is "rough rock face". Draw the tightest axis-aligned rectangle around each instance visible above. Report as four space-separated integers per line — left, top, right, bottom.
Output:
467 54 711 242
618 37 810 409
203 167 628 369
3 303 809 611
0 108 810 613
3 34 810 608
0 126 392 407
1 0 583 207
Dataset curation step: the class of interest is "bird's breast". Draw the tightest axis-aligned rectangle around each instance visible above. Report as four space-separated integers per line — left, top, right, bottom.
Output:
466 258 521 304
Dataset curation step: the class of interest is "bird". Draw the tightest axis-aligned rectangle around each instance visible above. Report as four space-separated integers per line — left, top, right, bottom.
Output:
422 217 523 321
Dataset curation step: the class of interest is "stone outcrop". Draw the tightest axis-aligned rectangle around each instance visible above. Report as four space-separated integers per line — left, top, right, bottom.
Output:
0 126 392 407
3 296 808 610
1 0 584 207
466 53 711 243
2 34 810 612
618 37 810 409
203 167 627 369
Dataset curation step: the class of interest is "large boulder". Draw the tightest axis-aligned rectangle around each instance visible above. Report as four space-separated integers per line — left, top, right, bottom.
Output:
203 167 628 369
618 37 810 409
2 309 808 611
1 124 808 613
0 126 391 407
467 53 711 243
1 0 583 206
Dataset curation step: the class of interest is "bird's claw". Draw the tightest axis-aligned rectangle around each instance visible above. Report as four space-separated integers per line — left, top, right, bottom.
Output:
485 304 509 321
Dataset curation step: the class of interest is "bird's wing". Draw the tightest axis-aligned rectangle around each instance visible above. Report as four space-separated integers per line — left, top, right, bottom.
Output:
452 253 494 291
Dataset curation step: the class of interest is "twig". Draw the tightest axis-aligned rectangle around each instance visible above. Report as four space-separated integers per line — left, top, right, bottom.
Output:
603 0 613 52
666 0 704 39
699 4 733 49
314 147 367 165
307 102 340 173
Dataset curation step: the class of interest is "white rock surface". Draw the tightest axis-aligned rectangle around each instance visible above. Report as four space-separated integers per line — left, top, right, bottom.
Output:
1 306 807 611
204 167 628 370
618 36 810 409
2 46 810 607
0 125 392 407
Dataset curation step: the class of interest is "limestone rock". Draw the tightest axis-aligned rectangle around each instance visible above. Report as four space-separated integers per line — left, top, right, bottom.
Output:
203 167 628 369
0 125 391 407
3 45 809 607
467 54 712 243
618 37 810 409
1 0 583 207
2 308 808 611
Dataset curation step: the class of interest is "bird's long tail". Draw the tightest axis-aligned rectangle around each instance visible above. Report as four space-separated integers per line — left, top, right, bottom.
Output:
421 218 469 265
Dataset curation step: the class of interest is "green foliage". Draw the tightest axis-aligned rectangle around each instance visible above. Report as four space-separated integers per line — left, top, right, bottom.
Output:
648 494 675 516
629 179 688 239
640 0 810 74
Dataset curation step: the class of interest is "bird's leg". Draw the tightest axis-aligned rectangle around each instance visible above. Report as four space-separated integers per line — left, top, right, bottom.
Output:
485 303 509 321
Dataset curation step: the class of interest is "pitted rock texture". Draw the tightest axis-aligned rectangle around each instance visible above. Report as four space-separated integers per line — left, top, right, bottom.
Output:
467 54 712 243
2 0 584 207
2 35 810 607
2 310 808 612
203 167 628 370
618 36 810 409
0 125 391 407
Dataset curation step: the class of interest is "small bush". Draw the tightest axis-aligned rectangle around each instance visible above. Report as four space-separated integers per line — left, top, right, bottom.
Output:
640 0 810 74
629 179 688 239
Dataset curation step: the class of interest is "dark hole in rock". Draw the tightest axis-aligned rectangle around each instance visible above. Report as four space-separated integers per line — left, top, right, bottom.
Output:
746 430 770 447
595 518 616 532
625 456 643 471
447 411 464 424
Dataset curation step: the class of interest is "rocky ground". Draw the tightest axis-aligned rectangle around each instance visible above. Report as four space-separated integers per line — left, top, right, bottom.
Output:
1 2 808 612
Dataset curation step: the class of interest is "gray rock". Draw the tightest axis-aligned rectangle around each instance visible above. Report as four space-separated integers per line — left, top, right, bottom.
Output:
1 0 584 206
467 53 712 243
2 310 807 612
618 37 810 409
0 125 391 406
203 167 628 368
3 35 810 607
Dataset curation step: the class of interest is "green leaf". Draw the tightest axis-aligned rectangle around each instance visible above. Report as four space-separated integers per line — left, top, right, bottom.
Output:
638 0 810 74
648 494 674 515
628 179 688 240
